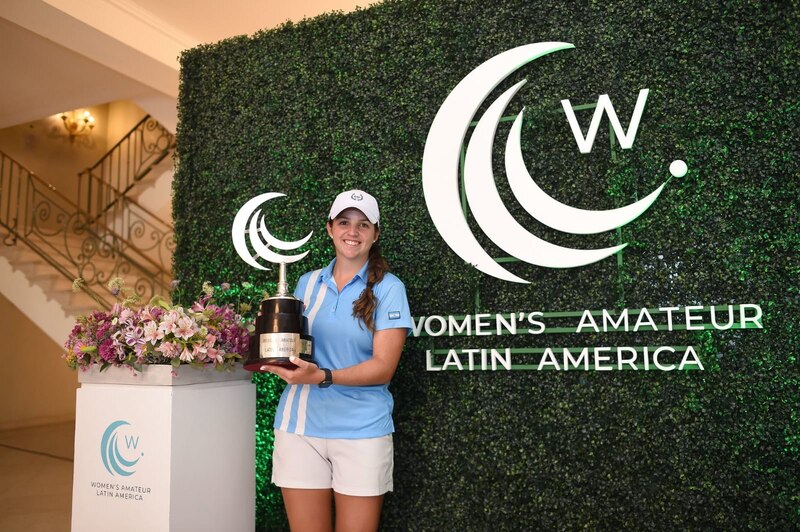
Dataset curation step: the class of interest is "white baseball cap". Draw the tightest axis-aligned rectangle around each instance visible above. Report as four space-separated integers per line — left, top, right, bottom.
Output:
328 189 380 225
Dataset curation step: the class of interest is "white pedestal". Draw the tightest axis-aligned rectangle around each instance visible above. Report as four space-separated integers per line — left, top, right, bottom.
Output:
71 366 255 532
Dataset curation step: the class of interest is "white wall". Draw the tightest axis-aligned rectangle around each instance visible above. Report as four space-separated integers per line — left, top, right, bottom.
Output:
105 100 147 146
0 292 77 429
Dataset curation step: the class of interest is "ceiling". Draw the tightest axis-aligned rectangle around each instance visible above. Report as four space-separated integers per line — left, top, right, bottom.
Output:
0 0 369 131
130 0 370 45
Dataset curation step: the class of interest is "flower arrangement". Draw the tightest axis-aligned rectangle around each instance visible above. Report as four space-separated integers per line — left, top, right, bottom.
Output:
64 278 264 372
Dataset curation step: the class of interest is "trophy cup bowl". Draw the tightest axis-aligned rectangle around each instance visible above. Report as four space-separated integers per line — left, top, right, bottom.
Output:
243 263 314 372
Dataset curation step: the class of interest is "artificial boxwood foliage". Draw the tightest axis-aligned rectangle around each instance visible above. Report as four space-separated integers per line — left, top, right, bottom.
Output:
175 0 798 529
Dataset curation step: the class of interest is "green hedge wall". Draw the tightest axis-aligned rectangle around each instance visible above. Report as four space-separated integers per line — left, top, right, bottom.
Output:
175 0 798 529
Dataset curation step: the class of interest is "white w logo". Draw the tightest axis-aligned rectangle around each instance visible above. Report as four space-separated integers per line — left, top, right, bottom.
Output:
561 89 650 153
422 42 674 284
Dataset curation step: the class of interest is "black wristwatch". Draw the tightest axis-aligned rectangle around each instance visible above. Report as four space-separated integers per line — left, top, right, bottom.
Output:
318 368 333 388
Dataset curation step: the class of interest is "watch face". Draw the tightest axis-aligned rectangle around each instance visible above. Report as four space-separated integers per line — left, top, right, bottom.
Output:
319 368 333 388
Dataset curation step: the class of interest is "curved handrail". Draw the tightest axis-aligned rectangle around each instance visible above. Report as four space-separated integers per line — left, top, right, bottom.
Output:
75 115 175 275
78 115 175 206
84 114 172 172
80 170 172 230
25 172 168 276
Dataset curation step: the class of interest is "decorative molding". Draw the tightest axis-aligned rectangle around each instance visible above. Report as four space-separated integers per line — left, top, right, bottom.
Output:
102 0 198 49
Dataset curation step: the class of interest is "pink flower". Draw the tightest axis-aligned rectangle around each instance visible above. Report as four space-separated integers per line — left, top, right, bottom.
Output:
143 321 162 343
133 342 146 357
119 307 134 323
158 310 180 336
179 346 194 362
72 340 88 356
206 347 223 364
174 317 196 340
192 344 207 361
156 342 180 359
191 300 206 313
65 285 252 372
205 334 217 348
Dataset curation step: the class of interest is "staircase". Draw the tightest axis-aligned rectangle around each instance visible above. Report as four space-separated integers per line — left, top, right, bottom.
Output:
0 116 175 346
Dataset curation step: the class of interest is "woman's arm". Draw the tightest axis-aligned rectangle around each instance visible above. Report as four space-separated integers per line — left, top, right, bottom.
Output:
262 327 407 386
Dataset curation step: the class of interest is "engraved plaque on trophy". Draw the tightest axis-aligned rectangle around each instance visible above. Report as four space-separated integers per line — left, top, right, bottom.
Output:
243 263 314 371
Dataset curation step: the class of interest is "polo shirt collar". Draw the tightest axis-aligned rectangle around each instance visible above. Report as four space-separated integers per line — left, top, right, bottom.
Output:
319 259 370 287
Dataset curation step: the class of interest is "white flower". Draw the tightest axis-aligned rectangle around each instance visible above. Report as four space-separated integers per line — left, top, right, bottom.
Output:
202 281 214 296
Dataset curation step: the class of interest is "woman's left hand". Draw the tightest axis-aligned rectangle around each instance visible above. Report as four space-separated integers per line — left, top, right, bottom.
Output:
261 356 324 385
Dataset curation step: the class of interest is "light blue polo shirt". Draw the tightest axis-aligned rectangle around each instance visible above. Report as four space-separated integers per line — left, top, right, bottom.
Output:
273 259 412 439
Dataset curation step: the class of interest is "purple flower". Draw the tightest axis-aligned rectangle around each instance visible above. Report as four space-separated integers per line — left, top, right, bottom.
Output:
98 339 116 362
96 321 112 340
124 326 144 349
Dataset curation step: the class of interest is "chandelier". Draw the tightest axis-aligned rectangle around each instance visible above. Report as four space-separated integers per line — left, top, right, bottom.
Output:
60 110 95 141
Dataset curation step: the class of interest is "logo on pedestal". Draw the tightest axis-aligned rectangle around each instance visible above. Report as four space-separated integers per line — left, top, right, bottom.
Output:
100 420 142 477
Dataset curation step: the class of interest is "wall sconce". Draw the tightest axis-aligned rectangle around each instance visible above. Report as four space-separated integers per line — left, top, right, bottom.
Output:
60 110 95 141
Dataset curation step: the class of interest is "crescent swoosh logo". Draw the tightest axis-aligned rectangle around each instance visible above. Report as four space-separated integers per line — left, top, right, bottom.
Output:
422 42 667 283
231 192 313 269
100 420 139 477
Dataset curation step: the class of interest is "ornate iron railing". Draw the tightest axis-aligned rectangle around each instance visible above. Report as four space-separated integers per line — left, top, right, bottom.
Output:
77 114 175 273
78 114 174 207
78 172 175 272
0 150 171 309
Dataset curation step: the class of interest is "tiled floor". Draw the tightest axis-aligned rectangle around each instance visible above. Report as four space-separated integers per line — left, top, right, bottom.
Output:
0 422 74 532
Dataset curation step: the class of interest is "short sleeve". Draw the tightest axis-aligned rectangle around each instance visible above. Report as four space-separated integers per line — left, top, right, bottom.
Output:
373 278 413 333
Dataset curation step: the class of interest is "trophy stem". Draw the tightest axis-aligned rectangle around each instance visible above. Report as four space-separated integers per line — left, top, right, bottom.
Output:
276 262 289 297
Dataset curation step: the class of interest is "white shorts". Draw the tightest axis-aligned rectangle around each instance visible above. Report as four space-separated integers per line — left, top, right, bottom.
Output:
271 429 394 496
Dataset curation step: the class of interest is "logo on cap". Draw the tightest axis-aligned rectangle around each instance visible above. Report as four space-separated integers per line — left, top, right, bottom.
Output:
351 193 364 201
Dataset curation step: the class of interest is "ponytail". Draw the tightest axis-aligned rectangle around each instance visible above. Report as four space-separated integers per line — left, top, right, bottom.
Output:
352 242 389 332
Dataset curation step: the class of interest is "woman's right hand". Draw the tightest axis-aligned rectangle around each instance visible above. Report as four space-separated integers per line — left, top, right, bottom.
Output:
262 356 325 385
